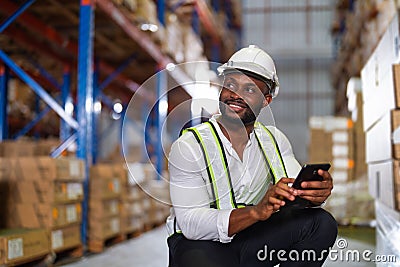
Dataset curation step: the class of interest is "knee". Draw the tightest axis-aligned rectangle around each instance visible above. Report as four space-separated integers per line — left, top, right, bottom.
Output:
313 208 338 245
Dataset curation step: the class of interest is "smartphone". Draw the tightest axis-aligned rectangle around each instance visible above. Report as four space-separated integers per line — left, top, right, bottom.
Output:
292 163 331 189
282 163 331 209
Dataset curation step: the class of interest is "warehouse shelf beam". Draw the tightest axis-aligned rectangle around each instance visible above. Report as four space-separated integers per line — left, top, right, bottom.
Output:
156 0 167 179
77 0 95 245
0 50 79 130
93 61 100 164
192 9 200 35
143 100 153 162
0 65 9 141
50 133 78 158
99 53 137 91
61 68 72 142
157 0 166 25
119 106 126 156
0 0 36 33
155 70 167 179
99 92 115 110
29 59 62 91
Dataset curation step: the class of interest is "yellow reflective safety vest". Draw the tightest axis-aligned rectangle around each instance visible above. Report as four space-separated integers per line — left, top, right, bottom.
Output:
182 121 288 210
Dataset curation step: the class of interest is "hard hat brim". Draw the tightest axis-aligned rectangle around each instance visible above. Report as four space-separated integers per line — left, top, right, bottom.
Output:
217 63 280 97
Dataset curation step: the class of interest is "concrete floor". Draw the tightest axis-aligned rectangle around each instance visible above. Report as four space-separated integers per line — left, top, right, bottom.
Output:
63 225 376 267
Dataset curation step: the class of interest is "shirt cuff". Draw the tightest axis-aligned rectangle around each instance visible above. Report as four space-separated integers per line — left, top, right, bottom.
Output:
217 209 234 243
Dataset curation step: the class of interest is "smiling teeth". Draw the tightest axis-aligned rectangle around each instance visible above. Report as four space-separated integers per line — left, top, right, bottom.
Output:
229 104 242 108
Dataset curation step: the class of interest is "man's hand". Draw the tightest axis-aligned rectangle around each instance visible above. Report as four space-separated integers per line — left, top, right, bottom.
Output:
252 177 297 221
297 169 333 205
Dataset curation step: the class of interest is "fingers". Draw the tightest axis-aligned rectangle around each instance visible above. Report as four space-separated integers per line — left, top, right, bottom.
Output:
275 178 297 201
297 188 331 201
300 170 333 189
298 170 333 203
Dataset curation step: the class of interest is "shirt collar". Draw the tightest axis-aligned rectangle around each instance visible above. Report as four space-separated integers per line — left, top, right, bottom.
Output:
209 115 256 147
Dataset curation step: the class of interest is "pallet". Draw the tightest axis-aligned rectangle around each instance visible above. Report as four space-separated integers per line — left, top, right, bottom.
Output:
88 234 125 253
52 245 84 266
6 253 54 267
124 229 143 240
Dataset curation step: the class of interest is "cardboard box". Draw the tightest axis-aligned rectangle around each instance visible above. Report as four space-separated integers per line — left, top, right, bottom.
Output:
90 163 126 180
12 157 84 181
8 203 82 228
90 164 125 199
89 217 120 240
50 224 81 252
120 201 143 217
89 198 120 219
90 177 121 199
11 181 83 204
368 160 398 210
0 228 50 265
0 158 11 180
120 215 143 234
0 141 36 158
331 168 354 184
366 110 400 163
35 139 59 156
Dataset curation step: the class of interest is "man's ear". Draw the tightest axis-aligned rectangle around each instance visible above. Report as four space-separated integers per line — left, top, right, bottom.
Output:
263 94 272 107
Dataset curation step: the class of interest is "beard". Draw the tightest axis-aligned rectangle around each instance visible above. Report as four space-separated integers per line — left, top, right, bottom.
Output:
219 101 259 125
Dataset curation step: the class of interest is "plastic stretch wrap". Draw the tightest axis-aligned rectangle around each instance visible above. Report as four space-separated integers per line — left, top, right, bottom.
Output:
375 201 400 266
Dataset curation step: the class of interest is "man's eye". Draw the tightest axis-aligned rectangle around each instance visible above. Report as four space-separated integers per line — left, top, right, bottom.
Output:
245 87 256 93
225 83 235 89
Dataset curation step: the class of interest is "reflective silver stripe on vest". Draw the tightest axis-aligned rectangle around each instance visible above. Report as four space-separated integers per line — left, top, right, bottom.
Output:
185 121 287 209
254 122 288 184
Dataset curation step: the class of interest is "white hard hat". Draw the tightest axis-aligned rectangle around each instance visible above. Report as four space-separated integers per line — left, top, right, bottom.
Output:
217 45 280 97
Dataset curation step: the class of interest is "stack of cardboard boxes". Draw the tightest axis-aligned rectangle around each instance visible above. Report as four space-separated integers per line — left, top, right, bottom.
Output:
88 163 124 252
309 116 354 222
124 163 170 230
309 116 355 181
346 78 368 180
361 13 400 211
360 12 400 258
0 156 85 265
308 115 374 224
120 163 149 235
5 157 85 252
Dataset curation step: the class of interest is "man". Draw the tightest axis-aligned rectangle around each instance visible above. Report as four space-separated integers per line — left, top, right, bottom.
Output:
166 45 337 267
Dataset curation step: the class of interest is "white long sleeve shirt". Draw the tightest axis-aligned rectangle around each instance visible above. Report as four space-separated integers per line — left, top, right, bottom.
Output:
166 116 301 243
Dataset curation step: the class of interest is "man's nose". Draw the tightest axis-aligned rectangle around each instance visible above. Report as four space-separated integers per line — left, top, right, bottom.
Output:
228 87 242 99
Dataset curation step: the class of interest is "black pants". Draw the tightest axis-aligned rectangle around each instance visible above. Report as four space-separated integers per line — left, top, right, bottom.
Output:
167 208 337 267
